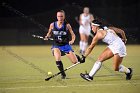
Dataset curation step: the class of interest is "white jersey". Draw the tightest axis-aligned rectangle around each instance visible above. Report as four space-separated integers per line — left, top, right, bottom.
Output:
102 29 122 45
79 14 91 36
102 29 127 57
81 14 91 27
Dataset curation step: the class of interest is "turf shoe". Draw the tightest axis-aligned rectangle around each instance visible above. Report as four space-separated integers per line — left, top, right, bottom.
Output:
61 74 66 79
126 68 133 80
80 73 93 81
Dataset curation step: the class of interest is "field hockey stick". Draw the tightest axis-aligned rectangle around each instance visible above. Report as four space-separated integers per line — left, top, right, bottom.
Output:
32 35 54 41
45 62 80 81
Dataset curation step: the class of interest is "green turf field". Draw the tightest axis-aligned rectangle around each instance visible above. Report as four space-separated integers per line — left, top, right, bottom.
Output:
0 45 140 93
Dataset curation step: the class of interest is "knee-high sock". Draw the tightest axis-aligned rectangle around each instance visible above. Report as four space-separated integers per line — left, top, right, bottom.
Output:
89 61 102 77
79 41 83 50
83 42 88 51
56 61 66 76
119 65 130 74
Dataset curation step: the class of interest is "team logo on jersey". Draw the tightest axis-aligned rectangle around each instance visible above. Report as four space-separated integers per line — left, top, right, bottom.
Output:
53 31 67 35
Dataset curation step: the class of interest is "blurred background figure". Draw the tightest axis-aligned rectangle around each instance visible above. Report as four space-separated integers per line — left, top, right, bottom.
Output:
79 7 94 55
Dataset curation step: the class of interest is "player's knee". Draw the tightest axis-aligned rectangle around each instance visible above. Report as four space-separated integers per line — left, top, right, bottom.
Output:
97 58 104 62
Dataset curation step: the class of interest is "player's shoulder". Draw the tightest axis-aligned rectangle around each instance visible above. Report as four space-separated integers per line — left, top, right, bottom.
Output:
96 29 106 38
80 13 84 16
49 22 55 29
50 22 54 26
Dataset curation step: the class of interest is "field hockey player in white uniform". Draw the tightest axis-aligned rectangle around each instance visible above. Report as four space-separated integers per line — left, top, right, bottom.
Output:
80 20 133 81
79 7 94 55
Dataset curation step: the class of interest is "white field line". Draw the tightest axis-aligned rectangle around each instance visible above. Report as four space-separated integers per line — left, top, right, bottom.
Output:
0 74 140 79
0 83 140 90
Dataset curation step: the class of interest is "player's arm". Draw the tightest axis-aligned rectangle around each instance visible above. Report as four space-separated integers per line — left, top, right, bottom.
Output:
67 24 75 45
90 14 94 22
80 31 104 63
84 32 102 57
79 14 83 25
45 23 53 39
109 26 127 43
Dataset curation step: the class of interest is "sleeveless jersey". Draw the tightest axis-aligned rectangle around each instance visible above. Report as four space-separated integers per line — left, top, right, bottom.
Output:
80 14 91 27
52 21 69 46
102 29 123 45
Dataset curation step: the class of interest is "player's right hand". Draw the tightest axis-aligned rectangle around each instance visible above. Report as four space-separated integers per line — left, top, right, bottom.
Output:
44 36 49 40
80 55 86 63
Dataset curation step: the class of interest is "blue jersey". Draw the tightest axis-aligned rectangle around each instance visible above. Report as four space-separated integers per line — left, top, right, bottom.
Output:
52 21 70 46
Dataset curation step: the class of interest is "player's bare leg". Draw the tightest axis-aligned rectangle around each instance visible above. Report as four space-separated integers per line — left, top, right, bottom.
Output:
113 54 133 80
66 51 78 64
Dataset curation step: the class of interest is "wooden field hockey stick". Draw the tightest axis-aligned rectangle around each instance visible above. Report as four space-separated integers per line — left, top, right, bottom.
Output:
32 34 54 41
45 62 80 81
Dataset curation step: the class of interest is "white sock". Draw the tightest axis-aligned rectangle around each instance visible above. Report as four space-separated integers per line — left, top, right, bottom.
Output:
89 61 102 77
119 65 130 74
83 42 88 52
79 41 83 50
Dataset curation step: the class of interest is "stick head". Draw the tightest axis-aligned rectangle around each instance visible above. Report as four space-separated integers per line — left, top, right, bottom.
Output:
32 35 36 37
32 35 43 39
45 77 52 81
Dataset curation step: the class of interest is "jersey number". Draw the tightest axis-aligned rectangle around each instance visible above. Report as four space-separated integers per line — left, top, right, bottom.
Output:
58 36 62 41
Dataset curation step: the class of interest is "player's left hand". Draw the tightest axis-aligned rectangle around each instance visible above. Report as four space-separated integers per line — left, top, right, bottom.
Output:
69 40 74 45
80 55 86 63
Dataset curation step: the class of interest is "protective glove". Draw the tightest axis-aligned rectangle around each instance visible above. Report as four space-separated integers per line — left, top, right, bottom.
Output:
80 55 86 63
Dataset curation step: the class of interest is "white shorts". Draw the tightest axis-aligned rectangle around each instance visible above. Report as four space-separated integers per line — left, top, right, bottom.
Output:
79 25 91 36
108 41 127 57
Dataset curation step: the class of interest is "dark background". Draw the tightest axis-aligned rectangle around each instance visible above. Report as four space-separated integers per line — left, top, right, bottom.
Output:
0 0 139 45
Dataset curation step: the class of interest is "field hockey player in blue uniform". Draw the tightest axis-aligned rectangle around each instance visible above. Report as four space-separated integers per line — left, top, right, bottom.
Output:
45 10 81 79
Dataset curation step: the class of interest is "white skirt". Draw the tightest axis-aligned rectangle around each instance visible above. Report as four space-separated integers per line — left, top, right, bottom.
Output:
108 41 127 57
79 25 91 36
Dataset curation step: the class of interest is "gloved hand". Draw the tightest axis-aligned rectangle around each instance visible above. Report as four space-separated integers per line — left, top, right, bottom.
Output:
80 55 86 63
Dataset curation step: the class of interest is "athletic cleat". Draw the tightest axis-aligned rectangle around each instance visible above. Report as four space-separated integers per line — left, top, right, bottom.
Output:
60 70 66 79
61 75 66 79
126 68 133 80
80 73 93 81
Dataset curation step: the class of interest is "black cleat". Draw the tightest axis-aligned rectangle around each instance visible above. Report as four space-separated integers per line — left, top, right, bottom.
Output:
61 75 66 79
80 73 93 81
126 68 133 80
60 71 66 79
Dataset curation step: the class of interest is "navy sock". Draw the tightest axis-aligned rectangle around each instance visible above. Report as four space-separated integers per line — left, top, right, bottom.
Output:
56 61 66 76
